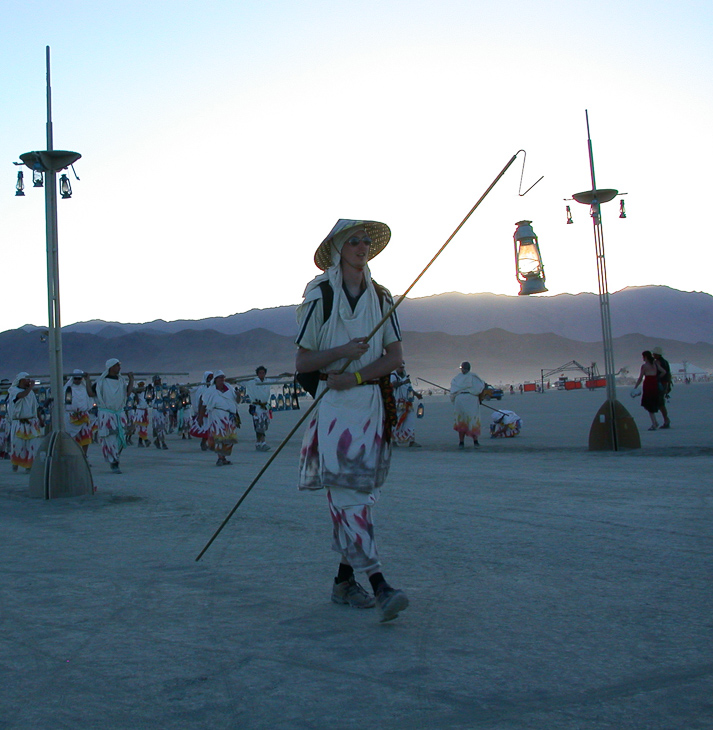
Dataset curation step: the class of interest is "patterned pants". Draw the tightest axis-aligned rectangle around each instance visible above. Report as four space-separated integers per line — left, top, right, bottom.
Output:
97 410 126 463
327 487 381 574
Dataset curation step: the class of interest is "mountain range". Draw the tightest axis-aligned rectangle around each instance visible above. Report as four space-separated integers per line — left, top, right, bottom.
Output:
51 285 713 344
4 286 712 385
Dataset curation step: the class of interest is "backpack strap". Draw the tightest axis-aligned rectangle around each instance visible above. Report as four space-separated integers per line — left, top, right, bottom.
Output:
372 281 387 308
318 280 334 322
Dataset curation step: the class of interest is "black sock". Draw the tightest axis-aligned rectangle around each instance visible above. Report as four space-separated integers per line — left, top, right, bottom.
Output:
335 563 354 584
369 572 389 594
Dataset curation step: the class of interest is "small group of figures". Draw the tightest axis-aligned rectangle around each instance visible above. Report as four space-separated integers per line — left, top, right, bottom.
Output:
389 360 522 451
0 363 296 474
188 367 290 467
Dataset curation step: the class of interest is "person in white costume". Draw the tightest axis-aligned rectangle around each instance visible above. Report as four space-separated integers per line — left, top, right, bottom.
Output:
90 359 134 474
190 371 213 451
489 409 523 438
450 361 488 449
150 375 169 450
133 382 151 447
295 218 408 623
64 369 94 456
246 366 273 451
8 372 43 472
198 370 240 466
246 366 291 451
390 361 422 447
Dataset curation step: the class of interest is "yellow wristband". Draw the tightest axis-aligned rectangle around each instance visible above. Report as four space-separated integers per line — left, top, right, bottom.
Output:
354 371 363 386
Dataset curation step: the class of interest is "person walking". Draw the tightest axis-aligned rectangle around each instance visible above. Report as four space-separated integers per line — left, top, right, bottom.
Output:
390 361 422 447
90 359 134 473
198 370 240 466
450 361 487 449
634 350 666 431
63 369 94 457
295 218 408 622
150 375 169 450
245 366 290 452
652 346 672 429
190 371 213 451
7 372 43 472
133 382 151 447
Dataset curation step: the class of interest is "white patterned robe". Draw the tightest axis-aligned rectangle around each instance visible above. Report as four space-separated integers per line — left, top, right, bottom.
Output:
295 262 401 572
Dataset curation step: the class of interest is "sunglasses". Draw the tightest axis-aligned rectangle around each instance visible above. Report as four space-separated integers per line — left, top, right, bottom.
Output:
346 236 373 247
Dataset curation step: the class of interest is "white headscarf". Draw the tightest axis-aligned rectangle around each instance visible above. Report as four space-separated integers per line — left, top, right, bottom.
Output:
100 358 121 379
95 358 128 411
11 372 30 389
297 229 384 376
8 372 36 419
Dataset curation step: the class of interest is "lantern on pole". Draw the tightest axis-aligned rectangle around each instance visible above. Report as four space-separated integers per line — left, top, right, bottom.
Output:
59 173 72 199
32 163 44 187
513 220 547 296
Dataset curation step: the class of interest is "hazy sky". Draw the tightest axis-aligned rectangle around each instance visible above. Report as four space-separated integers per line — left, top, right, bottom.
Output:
1 0 711 333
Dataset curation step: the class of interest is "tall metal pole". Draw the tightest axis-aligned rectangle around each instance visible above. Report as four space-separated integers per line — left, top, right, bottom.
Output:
585 111 617 444
44 46 64 435
571 110 640 451
19 47 93 498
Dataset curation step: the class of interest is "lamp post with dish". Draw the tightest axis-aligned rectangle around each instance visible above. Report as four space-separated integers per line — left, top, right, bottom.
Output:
567 111 640 451
13 47 94 497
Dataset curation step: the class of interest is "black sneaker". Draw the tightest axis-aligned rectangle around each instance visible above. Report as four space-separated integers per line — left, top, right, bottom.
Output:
375 585 409 622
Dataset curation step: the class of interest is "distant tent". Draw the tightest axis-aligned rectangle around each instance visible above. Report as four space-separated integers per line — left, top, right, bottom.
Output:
669 362 709 378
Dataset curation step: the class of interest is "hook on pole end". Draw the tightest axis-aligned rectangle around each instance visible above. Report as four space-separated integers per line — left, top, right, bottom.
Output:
516 149 544 196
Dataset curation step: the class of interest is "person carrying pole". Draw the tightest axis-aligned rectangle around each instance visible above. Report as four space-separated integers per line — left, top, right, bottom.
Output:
450 361 489 449
295 219 408 622
195 151 542 571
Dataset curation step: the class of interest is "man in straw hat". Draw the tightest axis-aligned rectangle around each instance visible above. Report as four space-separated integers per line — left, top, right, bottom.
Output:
295 219 409 622
88 359 134 474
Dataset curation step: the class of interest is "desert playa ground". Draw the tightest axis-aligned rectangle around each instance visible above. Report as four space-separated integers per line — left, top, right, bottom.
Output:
1 383 711 729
